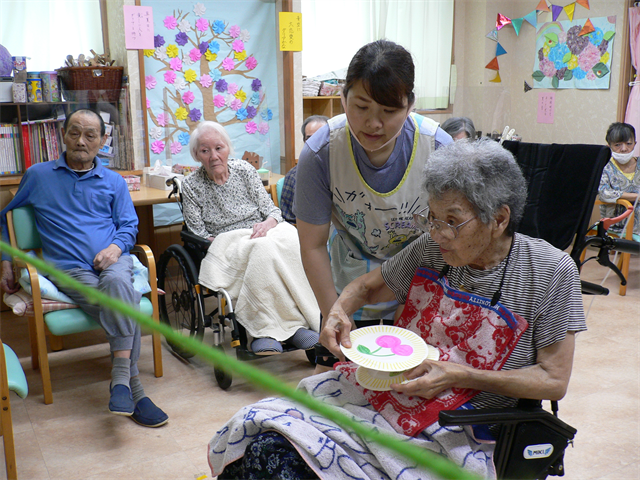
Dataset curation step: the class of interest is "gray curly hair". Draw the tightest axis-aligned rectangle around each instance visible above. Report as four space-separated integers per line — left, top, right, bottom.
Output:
188 121 235 162
422 139 527 235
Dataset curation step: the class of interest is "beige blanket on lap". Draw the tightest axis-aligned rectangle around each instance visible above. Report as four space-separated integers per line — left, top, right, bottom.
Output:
198 222 320 341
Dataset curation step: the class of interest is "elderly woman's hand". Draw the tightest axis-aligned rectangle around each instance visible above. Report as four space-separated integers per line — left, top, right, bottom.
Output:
319 301 356 361
250 217 278 239
390 359 465 399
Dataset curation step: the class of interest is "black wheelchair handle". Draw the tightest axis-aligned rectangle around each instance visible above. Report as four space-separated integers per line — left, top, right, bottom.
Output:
580 280 609 296
582 235 640 256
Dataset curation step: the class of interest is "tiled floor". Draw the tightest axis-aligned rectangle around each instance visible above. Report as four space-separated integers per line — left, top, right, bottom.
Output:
0 255 638 480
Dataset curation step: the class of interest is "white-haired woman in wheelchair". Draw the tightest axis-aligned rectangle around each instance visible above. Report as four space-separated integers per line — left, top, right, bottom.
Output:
207 139 586 479
181 121 320 355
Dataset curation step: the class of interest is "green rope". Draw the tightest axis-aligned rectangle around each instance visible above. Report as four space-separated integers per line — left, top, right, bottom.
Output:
1 241 482 480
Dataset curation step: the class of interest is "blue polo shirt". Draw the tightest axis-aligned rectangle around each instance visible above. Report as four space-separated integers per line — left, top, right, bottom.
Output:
1 155 138 273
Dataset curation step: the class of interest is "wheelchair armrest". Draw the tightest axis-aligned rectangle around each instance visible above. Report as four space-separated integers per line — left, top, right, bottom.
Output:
180 230 212 252
439 407 576 439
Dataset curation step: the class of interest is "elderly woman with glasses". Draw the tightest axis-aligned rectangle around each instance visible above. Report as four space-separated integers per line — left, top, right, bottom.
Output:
207 139 586 479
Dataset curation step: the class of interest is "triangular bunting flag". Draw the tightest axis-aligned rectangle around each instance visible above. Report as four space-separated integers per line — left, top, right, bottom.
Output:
512 18 524 36
524 81 533 92
579 18 595 36
523 10 538 28
551 5 563 21
536 0 550 12
576 0 590 10
496 43 507 56
485 57 500 70
496 13 511 30
486 29 499 42
564 3 576 21
490 71 501 83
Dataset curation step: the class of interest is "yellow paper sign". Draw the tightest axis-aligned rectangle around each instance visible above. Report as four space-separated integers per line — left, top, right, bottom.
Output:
279 12 302 51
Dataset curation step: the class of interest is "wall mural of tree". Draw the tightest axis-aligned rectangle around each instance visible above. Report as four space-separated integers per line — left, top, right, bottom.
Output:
141 1 280 172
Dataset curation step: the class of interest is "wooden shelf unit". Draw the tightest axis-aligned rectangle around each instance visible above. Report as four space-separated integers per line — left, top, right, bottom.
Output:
303 95 343 120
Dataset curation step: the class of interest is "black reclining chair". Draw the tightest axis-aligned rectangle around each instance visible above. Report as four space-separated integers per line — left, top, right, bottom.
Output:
440 141 611 479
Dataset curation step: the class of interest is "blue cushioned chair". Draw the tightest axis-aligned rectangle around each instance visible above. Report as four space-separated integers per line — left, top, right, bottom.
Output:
6 206 163 405
0 341 28 480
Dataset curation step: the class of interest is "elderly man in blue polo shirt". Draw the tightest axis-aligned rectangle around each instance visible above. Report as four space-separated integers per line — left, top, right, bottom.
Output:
0 109 167 427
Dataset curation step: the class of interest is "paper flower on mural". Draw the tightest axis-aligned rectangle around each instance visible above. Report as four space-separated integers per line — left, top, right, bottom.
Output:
229 25 240 38
246 56 257 70
212 20 225 34
188 108 202 122
215 79 228 93
143 49 155 57
170 141 182 154
184 69 197 83
258 122 269 135
164 16 177 29
149 126 163 139
169 57 183 71
178 132 190 146
236 108 248 121
222 58 235 71
230 98 242 111
189 48 202 62
156 113 167 127
182 91 195 105
145 75 157 90
209 41 220 54
239 29 250 42
251 79 262 92
261 109 273 121
227 83 238 95
205 51 217 62
146 98 151 109
199 74 212 88
154 35 165 48
196 18 209 32
213 94 225 108
174 78 187 91
246 105 257 119
151 140 165 154
235 89 247 102
193 2 206 16
183 56 194 66
155 46 167 61
178 19 191 32
245 121 257 134
175 32 189 47
199 42 209 54
175 107 188 121
231 39 244 53
164 71 176 84
167 44 179 58
234 50 247 61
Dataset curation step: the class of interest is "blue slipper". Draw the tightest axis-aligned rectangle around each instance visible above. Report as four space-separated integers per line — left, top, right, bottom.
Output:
130 397 169 428
251 337 283 356
109 384 135 416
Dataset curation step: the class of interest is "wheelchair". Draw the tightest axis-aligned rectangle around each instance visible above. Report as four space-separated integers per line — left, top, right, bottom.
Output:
156 176 316 390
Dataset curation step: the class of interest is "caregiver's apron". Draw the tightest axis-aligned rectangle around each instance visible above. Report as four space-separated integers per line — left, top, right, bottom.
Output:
337 266 529 437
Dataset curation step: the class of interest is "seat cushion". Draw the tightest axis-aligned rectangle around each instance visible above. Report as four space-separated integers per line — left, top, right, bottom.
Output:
44 297 153 336
3 343 28 399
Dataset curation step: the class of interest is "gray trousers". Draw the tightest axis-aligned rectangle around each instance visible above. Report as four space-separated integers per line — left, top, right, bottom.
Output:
54 255 143 377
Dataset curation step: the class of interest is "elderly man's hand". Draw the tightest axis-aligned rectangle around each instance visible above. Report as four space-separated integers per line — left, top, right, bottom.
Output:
319 301 355 361
390 359 464 399
250 217 278 239
1 260 19 294
93 244 122 271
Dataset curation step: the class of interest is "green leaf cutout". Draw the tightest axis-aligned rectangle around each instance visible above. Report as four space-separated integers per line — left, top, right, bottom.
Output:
532 70 545 82
544 33 558 47
357 344 371 355
563 70 573 81
603 31 615 41
552 76 559 89
562 52 572 64
592 63 610 78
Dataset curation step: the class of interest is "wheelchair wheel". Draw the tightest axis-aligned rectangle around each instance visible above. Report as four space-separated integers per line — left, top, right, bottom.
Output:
157 245 204 359
213 345 233 390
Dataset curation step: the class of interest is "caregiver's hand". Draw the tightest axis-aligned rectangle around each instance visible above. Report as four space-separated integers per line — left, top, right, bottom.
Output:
390 359 467 400
319 301 355 361
250 217 278 239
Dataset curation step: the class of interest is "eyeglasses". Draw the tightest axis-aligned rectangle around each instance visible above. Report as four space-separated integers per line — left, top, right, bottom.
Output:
412 207 477 240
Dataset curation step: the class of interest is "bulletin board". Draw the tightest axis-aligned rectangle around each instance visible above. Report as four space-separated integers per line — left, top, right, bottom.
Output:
137 0 281 172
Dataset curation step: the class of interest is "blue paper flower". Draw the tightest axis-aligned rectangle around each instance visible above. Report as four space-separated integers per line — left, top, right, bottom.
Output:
212 20 225 34
188 108 202 122
178 132 190 146
211 69 221 81
209 41 220 54
572 68 587 80
175 32 189 46
251 79 262 92
548 43 570 70
154 35 165 48
199 42 209 54
215 79 228 92
246 105 257 119
236 108 248 121
261 109 273 121
588 27 603 46
250 91 260 105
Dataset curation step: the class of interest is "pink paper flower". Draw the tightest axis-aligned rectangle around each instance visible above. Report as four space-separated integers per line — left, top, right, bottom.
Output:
578 43 601 72
182 91 195 104
170 141 182 155
189 48 202 62
245 56 257 70
164 16 177 29
586 70 597 81
229 25 240 38
199 74 212 88
540 58 556 78
151 140 165 154
227 83 238 95
196 18 209 32
164 71 176 84
232 39 245 52
169 57 183 71
230 98 242 111
145 75 157 90
245 121 257 134
222 57 235 71
213 94 225 108
146 98 150 109
156 113 167 127
258 122 269 135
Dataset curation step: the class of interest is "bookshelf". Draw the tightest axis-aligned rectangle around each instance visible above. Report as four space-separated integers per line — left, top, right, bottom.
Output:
302 96 343 120
0 89 134 186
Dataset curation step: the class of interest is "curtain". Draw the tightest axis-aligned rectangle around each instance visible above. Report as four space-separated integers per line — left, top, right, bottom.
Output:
625 6 640 157
301 0 454 110
0 0 103 72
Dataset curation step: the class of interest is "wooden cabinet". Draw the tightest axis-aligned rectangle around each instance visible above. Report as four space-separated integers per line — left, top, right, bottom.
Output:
303 96 343 120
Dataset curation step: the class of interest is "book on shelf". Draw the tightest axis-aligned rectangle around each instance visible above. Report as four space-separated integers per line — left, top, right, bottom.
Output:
0 123 21 175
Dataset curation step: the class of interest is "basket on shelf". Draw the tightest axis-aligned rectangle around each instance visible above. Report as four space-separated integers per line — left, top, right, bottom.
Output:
56 66 124 102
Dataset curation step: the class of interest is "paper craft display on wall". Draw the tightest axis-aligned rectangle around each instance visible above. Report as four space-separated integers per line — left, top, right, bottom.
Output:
140 0 281 172
532 16 616 89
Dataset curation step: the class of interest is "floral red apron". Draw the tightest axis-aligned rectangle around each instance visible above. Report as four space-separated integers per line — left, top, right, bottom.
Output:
337 266 529 437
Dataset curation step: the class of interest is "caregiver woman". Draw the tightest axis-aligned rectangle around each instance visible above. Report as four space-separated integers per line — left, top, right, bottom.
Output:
294 40 452 366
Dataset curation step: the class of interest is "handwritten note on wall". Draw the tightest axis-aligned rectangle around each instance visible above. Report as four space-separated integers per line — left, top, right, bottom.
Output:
537 92 555 124
279 12 302 51
124 5 154 50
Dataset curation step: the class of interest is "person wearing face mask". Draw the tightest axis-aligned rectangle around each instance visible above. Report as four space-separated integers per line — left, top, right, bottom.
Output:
599 122 640 242
294 40 453 370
